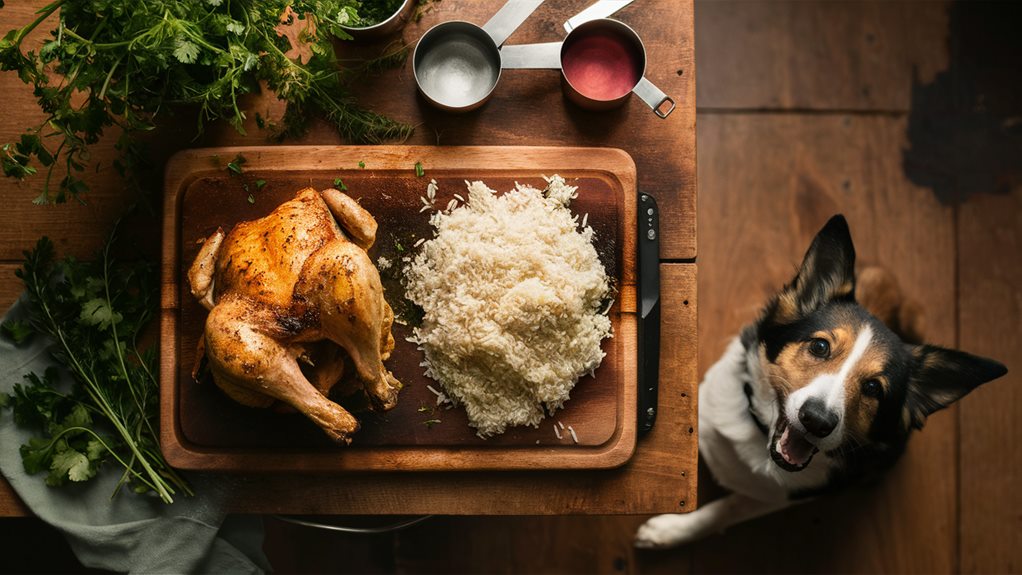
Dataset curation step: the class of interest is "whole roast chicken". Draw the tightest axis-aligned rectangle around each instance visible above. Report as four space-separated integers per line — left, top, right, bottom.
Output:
187 187 402 444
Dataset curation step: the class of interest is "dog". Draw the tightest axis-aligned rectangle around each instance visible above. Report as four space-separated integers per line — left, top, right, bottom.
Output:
634 215 1007 548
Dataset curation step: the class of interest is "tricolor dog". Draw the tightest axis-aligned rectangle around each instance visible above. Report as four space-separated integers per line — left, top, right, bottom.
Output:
635 215 1007 548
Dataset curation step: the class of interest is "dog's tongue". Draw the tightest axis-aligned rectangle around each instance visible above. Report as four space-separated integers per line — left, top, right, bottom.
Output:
778 426 816 467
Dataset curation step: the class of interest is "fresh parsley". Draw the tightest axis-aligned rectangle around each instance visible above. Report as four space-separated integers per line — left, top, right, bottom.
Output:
0 0 412 204
1 231 191 502
1 318 32 345
226 154 247 176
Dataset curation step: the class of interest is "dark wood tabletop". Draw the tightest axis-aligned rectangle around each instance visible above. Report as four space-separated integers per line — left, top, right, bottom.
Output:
0 0 696 515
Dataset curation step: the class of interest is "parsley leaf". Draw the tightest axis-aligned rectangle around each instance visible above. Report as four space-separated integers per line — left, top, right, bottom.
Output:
227 154 247 175
79 299 123 331
50 449 94 483
1 318 32 344
172 39 200 64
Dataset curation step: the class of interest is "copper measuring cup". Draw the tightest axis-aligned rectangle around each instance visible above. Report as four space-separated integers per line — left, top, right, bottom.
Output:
500 18 676 118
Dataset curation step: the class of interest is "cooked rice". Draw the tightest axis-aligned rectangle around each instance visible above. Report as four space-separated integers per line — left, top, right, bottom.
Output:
404 175 612 437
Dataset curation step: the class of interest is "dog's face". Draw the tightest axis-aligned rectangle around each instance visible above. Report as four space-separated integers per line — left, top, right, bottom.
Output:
750 216 1006 472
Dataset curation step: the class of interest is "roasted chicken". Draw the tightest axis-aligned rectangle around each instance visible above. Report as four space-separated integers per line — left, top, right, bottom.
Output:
187 187 401 444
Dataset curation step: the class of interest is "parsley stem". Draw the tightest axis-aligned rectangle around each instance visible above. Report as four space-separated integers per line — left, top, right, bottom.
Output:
26 243 178 504
11 0 65 47
101 226 156 444
98 55 124 101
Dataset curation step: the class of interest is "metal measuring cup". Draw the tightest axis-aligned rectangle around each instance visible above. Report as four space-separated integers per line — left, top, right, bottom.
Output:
500 18 676 118
412 0 545 112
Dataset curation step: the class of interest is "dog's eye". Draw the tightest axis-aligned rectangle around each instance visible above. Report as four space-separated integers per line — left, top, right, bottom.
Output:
808 338 830 358
862 379 884 399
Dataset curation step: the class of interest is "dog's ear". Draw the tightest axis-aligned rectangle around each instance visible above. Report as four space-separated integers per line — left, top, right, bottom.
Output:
904 345 1007 429
775 215 856 322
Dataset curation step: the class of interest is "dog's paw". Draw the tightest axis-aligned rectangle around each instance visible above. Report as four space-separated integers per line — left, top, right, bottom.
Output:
634 514 704 549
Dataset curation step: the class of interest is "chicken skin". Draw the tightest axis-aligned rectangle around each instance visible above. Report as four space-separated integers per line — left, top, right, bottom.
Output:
187 187 401 444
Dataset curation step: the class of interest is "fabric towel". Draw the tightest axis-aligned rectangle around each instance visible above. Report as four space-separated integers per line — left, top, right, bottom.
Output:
0 297 272 573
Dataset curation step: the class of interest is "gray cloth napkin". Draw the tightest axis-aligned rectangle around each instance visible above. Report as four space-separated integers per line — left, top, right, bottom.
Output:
0 297 272 574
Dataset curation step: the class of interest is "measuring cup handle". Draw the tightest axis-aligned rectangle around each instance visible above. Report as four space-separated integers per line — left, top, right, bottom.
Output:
564 0 636 33
482 0 545 47
500 43 563 69
633 77 676 119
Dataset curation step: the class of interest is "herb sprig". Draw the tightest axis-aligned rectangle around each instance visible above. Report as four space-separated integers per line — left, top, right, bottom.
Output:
3 231 190 503
0 0 412 204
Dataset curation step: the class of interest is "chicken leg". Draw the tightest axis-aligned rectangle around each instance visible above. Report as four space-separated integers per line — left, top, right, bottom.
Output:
203 294 361 443
295 239 401 411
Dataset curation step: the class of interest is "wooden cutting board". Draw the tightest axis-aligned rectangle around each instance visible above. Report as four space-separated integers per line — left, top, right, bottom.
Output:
161 146 637 471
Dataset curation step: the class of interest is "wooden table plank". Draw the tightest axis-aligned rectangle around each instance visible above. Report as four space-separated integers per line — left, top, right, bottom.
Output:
393 515 687 574
958 187 1022 574
0 4 132 261
696 0 950 111
688 113 957 573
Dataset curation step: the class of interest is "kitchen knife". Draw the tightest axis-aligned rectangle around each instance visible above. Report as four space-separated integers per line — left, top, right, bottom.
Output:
637 192 660 434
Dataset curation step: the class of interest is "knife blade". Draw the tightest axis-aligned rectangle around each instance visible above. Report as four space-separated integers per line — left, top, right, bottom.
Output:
637 192 660 434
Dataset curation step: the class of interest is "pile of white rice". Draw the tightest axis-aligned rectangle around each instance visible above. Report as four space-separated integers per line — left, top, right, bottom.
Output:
404 175 613 437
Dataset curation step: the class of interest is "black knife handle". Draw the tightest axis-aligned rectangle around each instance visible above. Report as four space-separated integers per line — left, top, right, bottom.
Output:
637 192 660 434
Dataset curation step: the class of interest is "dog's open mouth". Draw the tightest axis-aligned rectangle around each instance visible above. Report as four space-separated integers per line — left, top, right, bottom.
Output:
770 418 818 472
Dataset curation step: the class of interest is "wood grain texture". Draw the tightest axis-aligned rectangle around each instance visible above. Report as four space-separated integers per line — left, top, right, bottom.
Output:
688 114 957 573
958 186 1022 574
162 145 638 471
210 264 695 515
0 3 135 262
0 482 27 518
696 0 950 111
394 515 688 575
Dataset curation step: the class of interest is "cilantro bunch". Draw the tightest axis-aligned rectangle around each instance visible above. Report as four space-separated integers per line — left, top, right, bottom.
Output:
2 233 190 503
0 0 413 204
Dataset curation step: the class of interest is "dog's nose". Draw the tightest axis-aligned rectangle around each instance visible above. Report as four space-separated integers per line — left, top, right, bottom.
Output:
798 399 839 438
